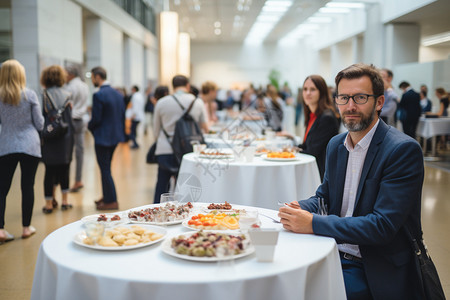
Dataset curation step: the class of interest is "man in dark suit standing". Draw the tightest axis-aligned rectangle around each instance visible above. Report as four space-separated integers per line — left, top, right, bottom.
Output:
398 81 421 139
88 66 125 210
279 64 427 299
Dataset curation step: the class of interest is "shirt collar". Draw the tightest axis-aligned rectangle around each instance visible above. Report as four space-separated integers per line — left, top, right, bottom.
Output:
344 119 380 151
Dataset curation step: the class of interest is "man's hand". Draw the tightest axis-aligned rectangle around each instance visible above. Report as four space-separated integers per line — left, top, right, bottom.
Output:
278 205 314 234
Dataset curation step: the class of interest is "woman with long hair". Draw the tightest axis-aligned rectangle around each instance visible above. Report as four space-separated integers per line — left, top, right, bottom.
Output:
0 59 44 241
40 65 74 214
298 75 339 180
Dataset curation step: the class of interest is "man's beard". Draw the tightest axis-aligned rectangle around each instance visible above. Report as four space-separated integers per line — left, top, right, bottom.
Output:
342 106 377 132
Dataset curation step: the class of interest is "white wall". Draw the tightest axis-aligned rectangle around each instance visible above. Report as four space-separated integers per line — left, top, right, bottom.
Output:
38 0 83 63
124 36 145 90
191 42 315 92
145 47 159 82
419 46 450 63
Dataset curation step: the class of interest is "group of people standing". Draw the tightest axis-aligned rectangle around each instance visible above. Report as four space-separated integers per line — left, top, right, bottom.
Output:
0 60 126 243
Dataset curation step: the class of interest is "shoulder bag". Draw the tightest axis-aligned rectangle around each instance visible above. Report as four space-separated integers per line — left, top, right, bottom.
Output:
404 226 445 300
41 90 70 141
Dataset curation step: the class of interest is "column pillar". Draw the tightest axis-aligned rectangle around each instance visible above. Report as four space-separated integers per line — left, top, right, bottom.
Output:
363 3 383 67
352 35 364 64
331 41 352 77
11 0 40 92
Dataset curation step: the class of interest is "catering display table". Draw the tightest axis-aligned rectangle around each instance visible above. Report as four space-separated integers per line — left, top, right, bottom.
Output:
30 204 346 300
204 135 294 149
416 117 450 156
176 153 321 210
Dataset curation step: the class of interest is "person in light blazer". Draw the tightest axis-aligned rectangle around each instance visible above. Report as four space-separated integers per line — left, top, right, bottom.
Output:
0 59 44 241
298 75 339 181
279 64 428 299
88 66 125 211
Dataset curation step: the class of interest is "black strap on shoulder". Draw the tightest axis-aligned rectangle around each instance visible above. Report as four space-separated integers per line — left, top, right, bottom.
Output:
172 95 196 115
172 95 185 111
44 89 70 114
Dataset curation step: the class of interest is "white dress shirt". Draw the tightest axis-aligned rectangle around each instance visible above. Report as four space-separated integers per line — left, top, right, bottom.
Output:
338 119 380 258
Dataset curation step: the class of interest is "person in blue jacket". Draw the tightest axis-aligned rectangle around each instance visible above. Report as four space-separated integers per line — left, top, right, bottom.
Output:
88 66 125 210
279 64 427 300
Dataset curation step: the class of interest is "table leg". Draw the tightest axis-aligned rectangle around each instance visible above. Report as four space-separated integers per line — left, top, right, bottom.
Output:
423 137 427 154
432 136 437 156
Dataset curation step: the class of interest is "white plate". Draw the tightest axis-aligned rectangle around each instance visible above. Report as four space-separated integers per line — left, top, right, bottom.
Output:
81 213 129 227
261 154 300 162
129 219 185 226
126 204 192 225
161 232 255 262
73 224 167 251
181 219 239 232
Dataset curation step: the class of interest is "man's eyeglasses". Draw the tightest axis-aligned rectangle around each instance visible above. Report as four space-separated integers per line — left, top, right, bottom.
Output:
335 93 378 105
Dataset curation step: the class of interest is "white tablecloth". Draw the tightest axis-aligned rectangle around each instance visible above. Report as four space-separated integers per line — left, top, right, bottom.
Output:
176 153 321 210
205 136 294 149
416 117 450 156
31 205 346 300
416 117 450 139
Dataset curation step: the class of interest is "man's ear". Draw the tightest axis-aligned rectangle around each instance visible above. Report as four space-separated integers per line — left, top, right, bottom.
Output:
376 94 385 112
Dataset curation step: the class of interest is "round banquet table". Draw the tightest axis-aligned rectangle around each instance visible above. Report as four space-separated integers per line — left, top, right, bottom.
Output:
30 204 346 300
176 153 321 210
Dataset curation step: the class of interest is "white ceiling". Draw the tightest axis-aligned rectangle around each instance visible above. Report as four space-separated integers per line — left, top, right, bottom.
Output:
162 0 450 47
165 0 328 43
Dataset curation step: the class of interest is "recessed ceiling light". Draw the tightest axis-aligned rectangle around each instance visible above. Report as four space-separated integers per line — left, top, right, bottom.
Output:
319 7 351 14
214 21 221 28
326 2 365 9
214 28 222 35
422 31 450 46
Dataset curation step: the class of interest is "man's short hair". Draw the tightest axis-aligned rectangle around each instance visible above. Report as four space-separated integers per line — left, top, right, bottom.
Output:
335 63 384 97
91 66 107 80
399 81 410 89
172 75 189 89
65 66 79 77
382 68 393 79
201 81 218 95
132 85 139 92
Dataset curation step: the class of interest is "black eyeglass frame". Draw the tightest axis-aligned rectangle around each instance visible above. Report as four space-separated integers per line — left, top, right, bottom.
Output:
334 93 379 105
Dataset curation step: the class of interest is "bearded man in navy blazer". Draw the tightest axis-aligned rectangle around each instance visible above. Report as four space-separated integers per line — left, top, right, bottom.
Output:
279 64 426 300
88 66 125 210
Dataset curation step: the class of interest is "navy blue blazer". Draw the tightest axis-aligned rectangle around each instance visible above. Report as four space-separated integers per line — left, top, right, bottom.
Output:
299 120 425 300
299 109 339 180
88 84 125 146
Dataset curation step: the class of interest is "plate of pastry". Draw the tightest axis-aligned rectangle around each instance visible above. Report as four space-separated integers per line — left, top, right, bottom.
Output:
73 224 167 251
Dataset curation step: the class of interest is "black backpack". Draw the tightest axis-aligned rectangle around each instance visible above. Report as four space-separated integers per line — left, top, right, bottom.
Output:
163 95 205 164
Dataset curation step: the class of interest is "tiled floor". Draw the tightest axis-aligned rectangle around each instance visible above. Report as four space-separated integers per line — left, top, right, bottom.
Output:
0 133 449 299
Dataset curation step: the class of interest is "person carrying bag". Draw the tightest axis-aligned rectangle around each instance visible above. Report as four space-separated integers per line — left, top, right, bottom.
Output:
42 89 70 141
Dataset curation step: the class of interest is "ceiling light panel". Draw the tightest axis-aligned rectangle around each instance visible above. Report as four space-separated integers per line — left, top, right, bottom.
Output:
326 2 365 9
422 31 450 46
244 0 293 44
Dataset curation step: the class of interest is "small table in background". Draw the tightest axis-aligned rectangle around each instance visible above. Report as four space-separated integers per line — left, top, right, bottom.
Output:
416 117 450 159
